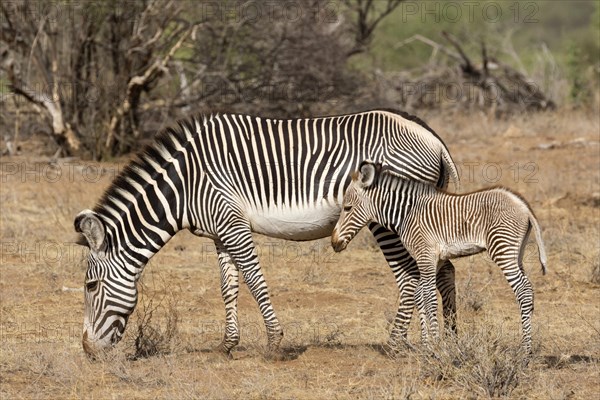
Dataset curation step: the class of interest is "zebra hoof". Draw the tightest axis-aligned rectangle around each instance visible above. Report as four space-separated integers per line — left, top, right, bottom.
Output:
264 349 285 362
381 344 401 358
214 343 233 360
384 340 414 358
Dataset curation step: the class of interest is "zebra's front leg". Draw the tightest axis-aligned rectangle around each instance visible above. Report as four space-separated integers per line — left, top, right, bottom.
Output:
215 242 240 358
414 280 430 346
417 258 440 346
220 226 283 358
386 256 420 350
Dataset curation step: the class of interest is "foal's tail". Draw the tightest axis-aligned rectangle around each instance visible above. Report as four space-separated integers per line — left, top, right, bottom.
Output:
529 211 548 275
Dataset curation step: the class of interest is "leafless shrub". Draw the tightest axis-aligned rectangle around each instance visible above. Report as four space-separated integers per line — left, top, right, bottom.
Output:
386 31 556 116
126 280 181 360
1 0 199 158
417 323 531 398
459 275 486 314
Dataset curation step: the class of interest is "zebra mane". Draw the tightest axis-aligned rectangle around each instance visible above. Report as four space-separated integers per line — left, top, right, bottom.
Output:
377 108 439 139
92 115 208 214
377 169 437 193
377 172 537 218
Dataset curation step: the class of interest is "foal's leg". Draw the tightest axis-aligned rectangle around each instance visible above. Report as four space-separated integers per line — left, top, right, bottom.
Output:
488 233 535 353
416 255 441 345
369 223 457 348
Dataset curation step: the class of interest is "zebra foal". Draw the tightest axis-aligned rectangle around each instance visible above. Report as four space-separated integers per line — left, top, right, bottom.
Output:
332 161 547 353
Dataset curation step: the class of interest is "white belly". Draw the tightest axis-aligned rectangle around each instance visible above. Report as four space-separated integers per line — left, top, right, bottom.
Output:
439 241 486 260
248 201 341 241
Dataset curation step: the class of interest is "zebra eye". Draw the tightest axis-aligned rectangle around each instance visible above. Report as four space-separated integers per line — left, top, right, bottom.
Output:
86 280 99 292
343 205 352 212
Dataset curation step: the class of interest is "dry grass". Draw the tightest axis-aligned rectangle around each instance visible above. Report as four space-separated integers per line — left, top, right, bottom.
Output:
416 321 531 398
592 263 600 285
1 109 599 399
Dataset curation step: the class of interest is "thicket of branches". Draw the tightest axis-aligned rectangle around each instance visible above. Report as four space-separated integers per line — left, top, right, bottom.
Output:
2 0 406 159
1 0 566 160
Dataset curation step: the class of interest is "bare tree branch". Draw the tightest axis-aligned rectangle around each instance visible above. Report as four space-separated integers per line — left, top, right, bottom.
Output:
1 5 81 155
105 23 199 149
344 0 403 57
441 31 478 77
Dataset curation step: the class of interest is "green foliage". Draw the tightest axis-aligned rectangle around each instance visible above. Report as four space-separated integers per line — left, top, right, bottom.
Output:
354 1 599 72
566 42 589 105
349 0 599 107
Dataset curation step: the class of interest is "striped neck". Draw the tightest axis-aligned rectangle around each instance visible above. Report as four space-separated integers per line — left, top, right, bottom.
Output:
93 125 194 267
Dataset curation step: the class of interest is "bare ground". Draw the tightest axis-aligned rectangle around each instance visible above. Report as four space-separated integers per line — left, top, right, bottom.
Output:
1 110 599 399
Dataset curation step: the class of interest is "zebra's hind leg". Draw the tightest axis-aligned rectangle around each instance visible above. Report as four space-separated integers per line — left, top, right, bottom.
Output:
488 238 535 354
437 260 457 336
219 225 284 359
214 242 240 358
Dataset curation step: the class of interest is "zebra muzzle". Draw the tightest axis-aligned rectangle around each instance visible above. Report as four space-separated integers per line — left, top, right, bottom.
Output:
331 228 348 252
331 238 348 253
82 330 100 360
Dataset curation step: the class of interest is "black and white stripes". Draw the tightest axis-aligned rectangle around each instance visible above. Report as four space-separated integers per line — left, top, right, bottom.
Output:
332 161 547 353
75 109 460 357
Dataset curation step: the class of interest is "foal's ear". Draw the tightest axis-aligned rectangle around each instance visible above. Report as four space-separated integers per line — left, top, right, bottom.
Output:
74 209 105 252
357 161 382 188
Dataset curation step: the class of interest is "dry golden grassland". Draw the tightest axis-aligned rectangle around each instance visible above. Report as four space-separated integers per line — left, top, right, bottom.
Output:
1 110 599 399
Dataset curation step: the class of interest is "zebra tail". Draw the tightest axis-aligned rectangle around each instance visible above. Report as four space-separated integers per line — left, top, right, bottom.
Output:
441 147 460 192
529 212 548 275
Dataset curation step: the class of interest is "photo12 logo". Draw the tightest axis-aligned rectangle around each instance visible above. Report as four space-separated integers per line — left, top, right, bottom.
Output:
0 162 124 184
1 321 81 344
1 241 87 266
197 241 337 265
399 1 539 24
199 1 339 23
457 161 539 185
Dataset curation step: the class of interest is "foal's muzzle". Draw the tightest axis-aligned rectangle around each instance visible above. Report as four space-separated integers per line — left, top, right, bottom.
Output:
331 228 348 252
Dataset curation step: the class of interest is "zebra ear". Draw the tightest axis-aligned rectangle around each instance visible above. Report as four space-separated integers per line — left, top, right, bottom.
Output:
358 161 381 188
74 210 105 252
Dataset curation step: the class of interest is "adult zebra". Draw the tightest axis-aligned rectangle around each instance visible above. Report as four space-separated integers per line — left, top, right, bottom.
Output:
75 109 460 358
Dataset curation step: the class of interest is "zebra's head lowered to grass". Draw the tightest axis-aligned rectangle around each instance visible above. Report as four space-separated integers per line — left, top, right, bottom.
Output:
75 209 139 358
331 161 383 252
